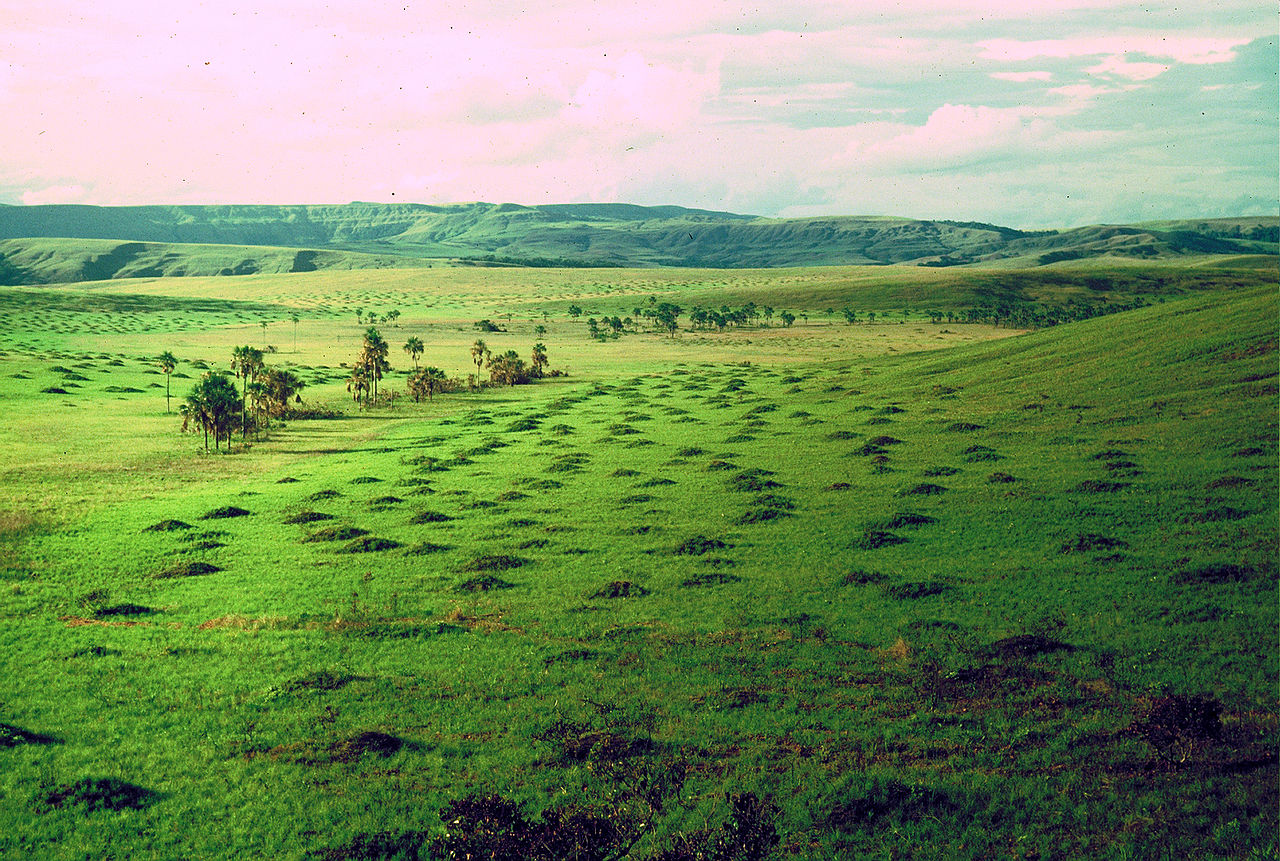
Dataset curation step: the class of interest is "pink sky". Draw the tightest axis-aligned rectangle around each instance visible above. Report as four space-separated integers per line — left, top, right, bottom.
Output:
1 0 1274 226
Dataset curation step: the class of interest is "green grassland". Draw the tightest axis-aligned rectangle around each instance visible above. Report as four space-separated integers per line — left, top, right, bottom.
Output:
0 261 1276 859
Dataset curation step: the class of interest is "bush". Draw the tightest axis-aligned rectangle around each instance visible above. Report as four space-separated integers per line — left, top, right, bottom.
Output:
143 519 191 532
304 526 369 543
674 535 729 556
155 561 221 578
852 529 907 550
591 581 650 599
339 537 402 553
201 506 250 519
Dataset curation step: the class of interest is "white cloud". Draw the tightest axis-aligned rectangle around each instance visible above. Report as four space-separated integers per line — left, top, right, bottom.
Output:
21 184 91 205
990 71 1054 83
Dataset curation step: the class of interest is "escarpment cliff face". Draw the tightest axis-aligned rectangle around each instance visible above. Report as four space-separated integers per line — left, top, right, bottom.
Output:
0 202 1274 284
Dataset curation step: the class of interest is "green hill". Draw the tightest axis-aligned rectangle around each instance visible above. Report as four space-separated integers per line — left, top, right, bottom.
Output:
0 203 1273 283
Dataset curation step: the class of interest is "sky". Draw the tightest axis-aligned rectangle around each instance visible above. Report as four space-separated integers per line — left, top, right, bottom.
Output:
0 0 1276 228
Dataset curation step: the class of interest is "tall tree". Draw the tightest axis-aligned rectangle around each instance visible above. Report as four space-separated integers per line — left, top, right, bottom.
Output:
157 351 177 413
403 336 424 371
530 343 548 378
357 327 390 405
231 346 264 438
470 339 490 377
183 372 240 452
290 313 300 352
487 350 528 386
408 366 447 402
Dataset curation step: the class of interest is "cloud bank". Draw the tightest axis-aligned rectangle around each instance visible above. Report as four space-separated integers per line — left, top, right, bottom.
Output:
1 0 1275 227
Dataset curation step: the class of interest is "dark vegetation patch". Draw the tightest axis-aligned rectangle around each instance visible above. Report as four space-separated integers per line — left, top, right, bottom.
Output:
618 494 653 505
946 421 984 432
841 569 888 586
307 489 341 501
987 471 1017 483
675 446 706 457
367 496 404 508
404 541 452 556
674 535 729 556
681 570 742 587
349 476 383 485
37 777 159 813
304 526 370 543
1182 506 1251 523
705 459 738 471
517 538 549 550
900 483 947 496
868 435 904 446
1072 479 1129 493
728 469 781 492
1207 475 1254 489
155 561 222 579
962 445 1002 462
143 519 191 532
339 537 402 553
521 478 563 491
983 634 1075 659
867 512 936 530
276 476 299 484
496 490 528 502
410 510 453 524
0 723 58 747
1170 562 1258 585
922 466 959 476
40 387 70 395
463 554 529 572
590 581 650 599
884 581 950 600
610 468 640 477
1132 694 1223 758
735 508 791 525
201 506 250 520
328 731 404 763
284 511 334 524
636 477 676 487
1059 533 1129 554
823 777 955 835
826 430 859 440
312 830 430 861
825 482 852 491
851 530 908 550
93 603 155 618
456 574 516 593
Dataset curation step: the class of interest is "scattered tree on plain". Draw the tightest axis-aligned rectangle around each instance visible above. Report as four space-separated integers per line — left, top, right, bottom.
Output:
403 336 424 371
407 366 447 402
157 351 177 413
182 372 240 452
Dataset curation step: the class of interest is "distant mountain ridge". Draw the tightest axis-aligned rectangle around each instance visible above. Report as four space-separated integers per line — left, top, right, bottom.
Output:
0 202 1274 284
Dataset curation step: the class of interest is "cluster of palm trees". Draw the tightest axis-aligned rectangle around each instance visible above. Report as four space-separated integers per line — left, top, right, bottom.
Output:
178 346 306 451
346 327 391 406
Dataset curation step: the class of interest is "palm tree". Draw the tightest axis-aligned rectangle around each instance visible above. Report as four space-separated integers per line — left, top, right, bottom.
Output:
408 366 447 402
184 372 240 452
157 351 177 413
530 343 548 378
356 327 390 405
470 339 490 377
403 336 424 371
231 346 264 438
291 313 300 352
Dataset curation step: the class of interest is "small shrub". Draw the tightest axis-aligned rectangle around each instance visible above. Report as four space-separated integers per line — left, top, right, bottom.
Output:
201 506 250 519
308 489 341 501
987 471 1017 483
869 512 936 530
367 496 405 508
728 469 781 492
868 435 904 446
900 483 947 496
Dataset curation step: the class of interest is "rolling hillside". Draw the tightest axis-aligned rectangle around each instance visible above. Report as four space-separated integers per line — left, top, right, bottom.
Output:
0 202 1274 284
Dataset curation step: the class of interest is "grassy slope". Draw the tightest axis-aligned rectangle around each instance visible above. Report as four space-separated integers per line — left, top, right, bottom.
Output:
0 270 1275 859
1 204 1275 274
